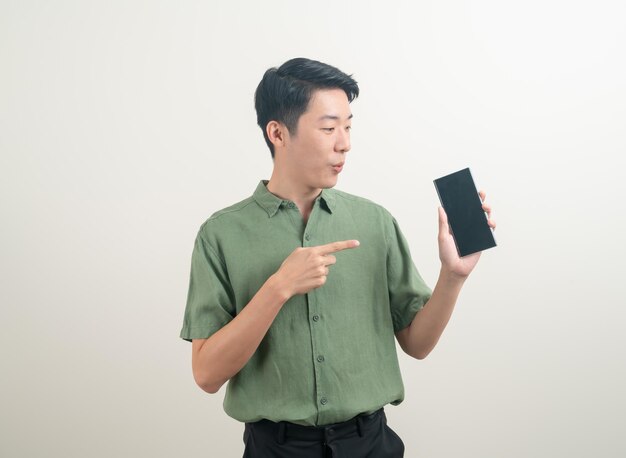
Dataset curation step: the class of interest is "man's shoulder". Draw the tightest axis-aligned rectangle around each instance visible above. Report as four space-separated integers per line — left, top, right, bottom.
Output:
207 195 257 221
196 194 257 238
329 188 393 219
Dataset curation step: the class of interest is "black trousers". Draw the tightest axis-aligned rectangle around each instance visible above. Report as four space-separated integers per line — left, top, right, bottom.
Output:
242 408 404 457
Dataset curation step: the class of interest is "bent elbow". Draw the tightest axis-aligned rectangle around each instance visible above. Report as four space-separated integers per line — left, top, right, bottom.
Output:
411 347 432 360
199 382 221 394
193 372 224 394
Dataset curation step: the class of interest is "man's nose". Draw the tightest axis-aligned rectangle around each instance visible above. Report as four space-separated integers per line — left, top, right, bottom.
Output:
335 128 351 153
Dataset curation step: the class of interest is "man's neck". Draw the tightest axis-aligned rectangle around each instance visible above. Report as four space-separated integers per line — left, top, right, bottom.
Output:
266 176 321 223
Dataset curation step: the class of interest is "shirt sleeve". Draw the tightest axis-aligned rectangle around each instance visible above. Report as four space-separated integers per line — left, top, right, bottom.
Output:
179 229 236 342
386 216 432 332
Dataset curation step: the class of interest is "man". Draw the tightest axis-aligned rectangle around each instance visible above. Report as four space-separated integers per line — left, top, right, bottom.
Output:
180 57 496 457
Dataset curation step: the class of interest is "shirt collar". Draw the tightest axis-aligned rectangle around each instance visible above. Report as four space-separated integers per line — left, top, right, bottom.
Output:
253 180 335 218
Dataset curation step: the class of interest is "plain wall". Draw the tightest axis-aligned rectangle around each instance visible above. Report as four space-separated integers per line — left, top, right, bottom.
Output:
1 1 625 456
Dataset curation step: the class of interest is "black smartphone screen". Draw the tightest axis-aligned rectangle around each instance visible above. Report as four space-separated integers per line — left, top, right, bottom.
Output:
433 168 496 257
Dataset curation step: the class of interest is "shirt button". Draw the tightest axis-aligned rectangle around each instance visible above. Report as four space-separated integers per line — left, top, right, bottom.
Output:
320 397 328 405
305 233 311 241
312 315 319 322
317 355 325 362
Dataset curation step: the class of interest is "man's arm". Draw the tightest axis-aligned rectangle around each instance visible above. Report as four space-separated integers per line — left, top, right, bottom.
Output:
396 191 495 359
192 274 288 393
191 240 360 394
395 268 465 359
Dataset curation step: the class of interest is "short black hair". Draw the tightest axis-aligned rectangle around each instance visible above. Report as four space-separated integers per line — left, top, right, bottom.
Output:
254 57 359 158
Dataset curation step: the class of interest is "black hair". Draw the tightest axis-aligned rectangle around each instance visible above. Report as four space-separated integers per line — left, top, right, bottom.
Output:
254 57 359 158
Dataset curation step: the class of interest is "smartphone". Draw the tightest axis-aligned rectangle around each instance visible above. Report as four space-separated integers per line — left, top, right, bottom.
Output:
433 168 496 257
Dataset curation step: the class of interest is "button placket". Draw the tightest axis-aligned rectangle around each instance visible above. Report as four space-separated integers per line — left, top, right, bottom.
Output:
307 290 325 416
303 199 331 421
302 198 320 246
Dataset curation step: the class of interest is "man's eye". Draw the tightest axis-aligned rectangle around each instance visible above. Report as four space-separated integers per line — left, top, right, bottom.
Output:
322 128 335 132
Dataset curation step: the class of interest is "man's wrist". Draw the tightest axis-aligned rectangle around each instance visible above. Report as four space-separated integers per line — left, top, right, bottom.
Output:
266 273 292 305
439 265 469 285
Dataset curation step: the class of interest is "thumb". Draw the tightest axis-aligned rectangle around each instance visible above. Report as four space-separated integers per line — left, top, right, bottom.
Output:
438 206 450 235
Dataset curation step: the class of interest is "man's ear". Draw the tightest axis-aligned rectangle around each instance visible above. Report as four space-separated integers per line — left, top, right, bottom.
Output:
266 121 288 149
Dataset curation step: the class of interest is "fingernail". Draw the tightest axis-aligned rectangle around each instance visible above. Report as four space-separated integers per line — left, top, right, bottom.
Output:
354 240 360 246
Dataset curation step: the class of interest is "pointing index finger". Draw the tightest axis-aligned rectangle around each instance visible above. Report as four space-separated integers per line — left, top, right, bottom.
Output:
317 240 360 255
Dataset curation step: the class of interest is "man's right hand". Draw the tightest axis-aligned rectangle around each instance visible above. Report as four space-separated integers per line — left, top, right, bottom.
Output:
274 240 360 298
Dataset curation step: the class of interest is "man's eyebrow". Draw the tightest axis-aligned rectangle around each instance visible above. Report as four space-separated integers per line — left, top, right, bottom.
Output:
317 114 353 121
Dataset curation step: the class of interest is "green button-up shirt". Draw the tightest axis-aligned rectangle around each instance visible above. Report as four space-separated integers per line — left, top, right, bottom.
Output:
180 180 432 426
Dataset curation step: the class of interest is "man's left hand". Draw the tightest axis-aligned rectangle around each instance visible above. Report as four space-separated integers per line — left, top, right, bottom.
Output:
437 190 496 278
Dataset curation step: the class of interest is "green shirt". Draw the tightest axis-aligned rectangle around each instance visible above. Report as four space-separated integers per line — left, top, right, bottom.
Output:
180 180 432 426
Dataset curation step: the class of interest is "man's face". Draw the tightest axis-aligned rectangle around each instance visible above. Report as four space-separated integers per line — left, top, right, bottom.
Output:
282 88 352 190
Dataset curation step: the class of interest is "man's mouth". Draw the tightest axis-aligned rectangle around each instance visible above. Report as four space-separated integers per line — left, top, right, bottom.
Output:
332 162 345 172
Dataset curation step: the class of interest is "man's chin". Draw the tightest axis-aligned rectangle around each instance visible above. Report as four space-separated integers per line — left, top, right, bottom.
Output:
322 178 338 189
305 174 339 191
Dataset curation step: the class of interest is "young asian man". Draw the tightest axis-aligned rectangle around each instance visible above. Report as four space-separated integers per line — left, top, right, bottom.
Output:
180 57 496 457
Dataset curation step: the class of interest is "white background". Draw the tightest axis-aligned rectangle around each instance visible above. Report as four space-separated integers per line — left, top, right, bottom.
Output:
2 1 625 456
